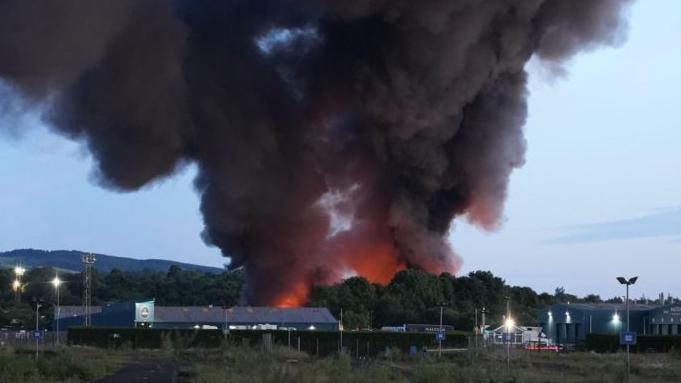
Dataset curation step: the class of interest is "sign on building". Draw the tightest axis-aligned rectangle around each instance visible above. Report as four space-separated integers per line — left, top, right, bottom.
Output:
135 300 155 324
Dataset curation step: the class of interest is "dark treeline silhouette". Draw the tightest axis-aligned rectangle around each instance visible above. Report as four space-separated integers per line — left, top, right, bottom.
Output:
0 266 243 329
1 266 675 331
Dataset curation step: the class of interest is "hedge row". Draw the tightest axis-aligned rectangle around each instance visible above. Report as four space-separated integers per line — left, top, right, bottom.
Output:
68 327 469 357
586 334 681 353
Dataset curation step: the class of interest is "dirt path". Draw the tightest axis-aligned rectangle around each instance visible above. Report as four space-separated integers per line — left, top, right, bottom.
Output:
92 361 177 383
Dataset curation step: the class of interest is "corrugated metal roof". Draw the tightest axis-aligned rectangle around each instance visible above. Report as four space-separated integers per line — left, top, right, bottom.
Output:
154 306 337 324
551 303 657 312
154 306 225 323
155 306 337 324
225 307 337 324
56 304 338 324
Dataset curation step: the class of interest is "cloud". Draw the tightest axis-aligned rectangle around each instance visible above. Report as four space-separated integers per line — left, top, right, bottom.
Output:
547 208 681 244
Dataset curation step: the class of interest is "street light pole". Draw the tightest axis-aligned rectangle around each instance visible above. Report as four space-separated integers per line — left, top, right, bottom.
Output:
626 283 630 379
52 276 62 346
617 276 638 382
35 301 41 359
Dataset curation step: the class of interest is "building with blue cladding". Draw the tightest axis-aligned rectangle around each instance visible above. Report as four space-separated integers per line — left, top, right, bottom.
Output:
54 300 339 331
537 303 681 344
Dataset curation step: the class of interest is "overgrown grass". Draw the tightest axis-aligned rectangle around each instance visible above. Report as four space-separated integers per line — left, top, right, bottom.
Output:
187 346 681 383
0 346 118 383
4 343 680 382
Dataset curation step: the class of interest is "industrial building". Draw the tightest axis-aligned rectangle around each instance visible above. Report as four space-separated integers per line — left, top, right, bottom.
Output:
537 303 681 344
54 300 339 331
649 304 681 335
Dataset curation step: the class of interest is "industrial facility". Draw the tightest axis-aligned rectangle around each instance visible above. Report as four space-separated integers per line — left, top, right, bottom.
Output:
54 300 339 331
537 303 681 344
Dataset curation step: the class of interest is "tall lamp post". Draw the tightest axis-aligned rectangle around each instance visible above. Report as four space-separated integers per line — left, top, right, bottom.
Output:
52 276 62 346
617 276 638 380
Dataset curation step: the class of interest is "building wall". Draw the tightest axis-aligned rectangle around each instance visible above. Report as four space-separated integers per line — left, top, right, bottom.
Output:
649 304 681 335
54 301 339 331
538 304 650 344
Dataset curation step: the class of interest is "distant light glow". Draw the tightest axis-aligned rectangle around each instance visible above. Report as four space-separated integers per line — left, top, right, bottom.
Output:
12 279 20 291
14 266 25 276
613 313 620 322
52 276 62 288
308 325 316 331
505 318 515 329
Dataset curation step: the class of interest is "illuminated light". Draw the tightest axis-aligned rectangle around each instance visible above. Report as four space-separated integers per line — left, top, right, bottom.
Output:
505 318 515 329
613 313 620 322
14 266 25 276
308 325 316 331
12 279 20 291
52 276 62 288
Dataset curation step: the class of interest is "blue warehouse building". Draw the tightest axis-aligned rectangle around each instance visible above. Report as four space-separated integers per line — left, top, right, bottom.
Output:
538 303 681 344
55 300 339 331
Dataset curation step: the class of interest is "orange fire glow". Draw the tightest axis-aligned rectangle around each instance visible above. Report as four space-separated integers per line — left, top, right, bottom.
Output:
273 281 309 308
348 242 406 285
272 242 409 307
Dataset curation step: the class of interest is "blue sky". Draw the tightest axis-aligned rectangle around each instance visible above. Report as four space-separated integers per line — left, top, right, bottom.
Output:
1 1 678 298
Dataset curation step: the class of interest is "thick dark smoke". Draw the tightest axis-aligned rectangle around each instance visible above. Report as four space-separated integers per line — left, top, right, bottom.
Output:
0 0 632 304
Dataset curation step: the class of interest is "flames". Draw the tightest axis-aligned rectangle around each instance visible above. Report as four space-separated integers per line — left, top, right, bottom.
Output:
273 242 407 308
273 281 309 308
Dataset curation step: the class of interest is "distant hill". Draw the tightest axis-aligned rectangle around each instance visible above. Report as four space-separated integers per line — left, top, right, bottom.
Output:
0 249 224 274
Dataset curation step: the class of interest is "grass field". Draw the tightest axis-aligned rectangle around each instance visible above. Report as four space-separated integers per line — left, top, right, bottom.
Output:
0 346 118 383
1 345 680 382
185 345 681 383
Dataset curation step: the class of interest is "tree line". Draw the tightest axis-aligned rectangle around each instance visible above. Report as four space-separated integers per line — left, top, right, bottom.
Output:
1 266 675 331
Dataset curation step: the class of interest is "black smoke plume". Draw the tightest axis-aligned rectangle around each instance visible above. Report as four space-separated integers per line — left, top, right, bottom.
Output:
0 0 633 304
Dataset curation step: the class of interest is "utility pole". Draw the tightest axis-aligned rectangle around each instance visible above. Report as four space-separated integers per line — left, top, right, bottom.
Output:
474 308 479 348
369 311 372 330
439 306 443 357
339 308 343 354
33 298 41 359
482 307 486 347
506 297 512 371
82 254 96 327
